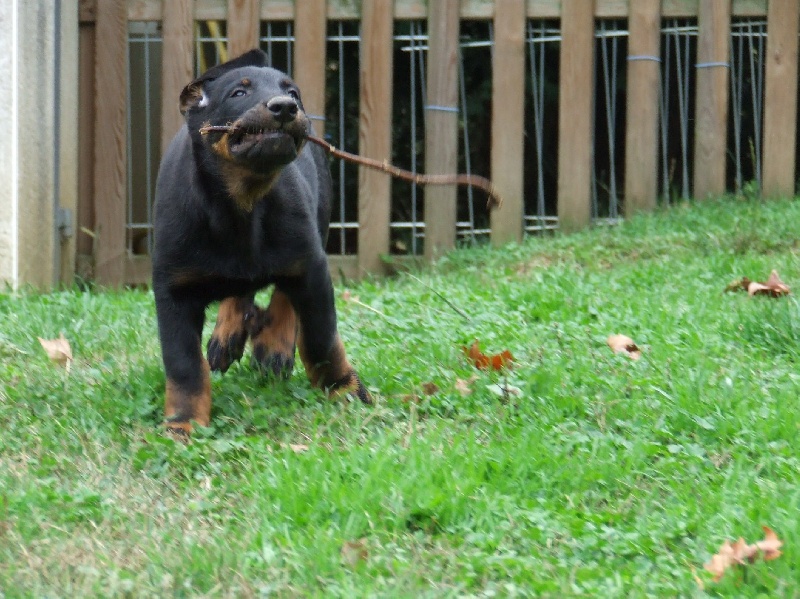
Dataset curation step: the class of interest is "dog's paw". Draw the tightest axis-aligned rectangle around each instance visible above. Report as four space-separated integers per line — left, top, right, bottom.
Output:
329 371 372 404
207 331 246 373
164 421 192 442
251 343 295 379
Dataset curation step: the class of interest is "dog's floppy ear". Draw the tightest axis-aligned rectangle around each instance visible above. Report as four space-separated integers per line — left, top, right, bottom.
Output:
179 49 270 115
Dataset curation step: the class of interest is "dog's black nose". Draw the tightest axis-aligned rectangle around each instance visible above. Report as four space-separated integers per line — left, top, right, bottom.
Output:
266 96 298 123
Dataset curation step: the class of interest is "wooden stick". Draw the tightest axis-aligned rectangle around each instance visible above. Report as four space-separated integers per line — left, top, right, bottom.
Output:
199 125 503 209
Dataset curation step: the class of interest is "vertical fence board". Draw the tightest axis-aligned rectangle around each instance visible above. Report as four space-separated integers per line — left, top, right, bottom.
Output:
558 0 595 231
358 0 394 274
60 0 80 284
693 0 731 199
93 0 127 286
160 0 194 155
624 0 661 215
490 0 526 245
227 0 260 58
424 1 460 259
78 23 95 264
762 0 799 198
294 0 327 137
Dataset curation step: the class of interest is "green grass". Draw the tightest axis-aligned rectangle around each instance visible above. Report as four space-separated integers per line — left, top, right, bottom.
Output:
1 196 799 597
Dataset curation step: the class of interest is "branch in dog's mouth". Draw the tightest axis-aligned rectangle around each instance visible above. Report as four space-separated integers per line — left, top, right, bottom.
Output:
199 124 503 210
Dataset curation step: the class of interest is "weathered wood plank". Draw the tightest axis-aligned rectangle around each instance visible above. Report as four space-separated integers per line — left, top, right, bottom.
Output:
78 24 96 261
227 0 260 58
490 0 527 245
762 0 799 198
424 1 460 259
60 0 80 283
623 0 661 215
160 0 194 155
77 0 769 22
93 0 128 286
357 0 394 274
557 0 595 231
293 0 327 137
693 0 731 200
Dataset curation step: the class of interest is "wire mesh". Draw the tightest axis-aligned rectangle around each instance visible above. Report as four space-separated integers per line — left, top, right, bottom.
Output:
126 21 162 256
123 14 773 262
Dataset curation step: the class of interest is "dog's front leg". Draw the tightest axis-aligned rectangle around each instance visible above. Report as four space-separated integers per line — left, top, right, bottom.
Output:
155 294 212 433
207 295 255 372
279 257 371 403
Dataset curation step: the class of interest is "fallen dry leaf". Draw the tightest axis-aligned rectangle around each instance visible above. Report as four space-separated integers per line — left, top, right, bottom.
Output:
340 538 368 568
38 334 73 369
726 270 790 297
421 382 440 396
463 340 514 371
606 334 641 360
703 526 783 582
455 375 478 396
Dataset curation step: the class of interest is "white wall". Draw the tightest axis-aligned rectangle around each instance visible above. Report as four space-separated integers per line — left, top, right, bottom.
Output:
0 1 78 289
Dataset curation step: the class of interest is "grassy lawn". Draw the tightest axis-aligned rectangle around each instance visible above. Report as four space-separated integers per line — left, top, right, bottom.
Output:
1 197 799 597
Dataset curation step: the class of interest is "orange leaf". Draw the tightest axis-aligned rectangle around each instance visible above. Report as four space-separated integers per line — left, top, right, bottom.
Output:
462 340 513 371
755 526 783 561
607 334 641 360
703 526 784 582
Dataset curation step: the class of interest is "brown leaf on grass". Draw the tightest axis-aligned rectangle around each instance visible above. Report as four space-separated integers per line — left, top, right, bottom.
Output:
703 526 783 582
421 382 440 396
455 375 478 396
726 270 790 297
750 270 790 297
38 334 73 368
463 340 514 371
340 538 368 568
725 277 751 293
606 334 641 360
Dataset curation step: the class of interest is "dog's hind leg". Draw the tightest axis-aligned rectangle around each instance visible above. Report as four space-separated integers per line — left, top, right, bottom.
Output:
207 295 254 372
247 288 297 378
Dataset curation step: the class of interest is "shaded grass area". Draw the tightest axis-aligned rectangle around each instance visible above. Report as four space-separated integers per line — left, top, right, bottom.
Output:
1 197 799 596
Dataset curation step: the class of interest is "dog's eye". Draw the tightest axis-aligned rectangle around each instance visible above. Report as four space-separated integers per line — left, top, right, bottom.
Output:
231 89 246 98
288 89 300 101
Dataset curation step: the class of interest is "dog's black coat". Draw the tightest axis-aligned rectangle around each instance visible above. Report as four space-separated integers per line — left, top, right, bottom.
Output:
153 49 368 431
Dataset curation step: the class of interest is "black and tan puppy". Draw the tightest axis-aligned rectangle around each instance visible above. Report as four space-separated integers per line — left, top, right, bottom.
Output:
153 49 370 434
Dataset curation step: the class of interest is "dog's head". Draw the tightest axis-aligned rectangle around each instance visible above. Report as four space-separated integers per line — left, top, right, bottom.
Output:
180 49 310 177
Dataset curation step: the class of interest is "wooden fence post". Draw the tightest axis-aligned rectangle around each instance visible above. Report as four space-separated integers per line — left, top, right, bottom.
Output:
693 0 730 200
294 0 328 138
358 0 394 274
160 0 194 155
93 0 127 286
624 0 661 215
558 0 595 231
490 0 526 245
227 0 260 59
424 1 460 259
762 0 799 199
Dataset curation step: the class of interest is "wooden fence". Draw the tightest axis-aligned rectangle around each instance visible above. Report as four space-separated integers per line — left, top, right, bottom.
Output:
78 0 800 287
